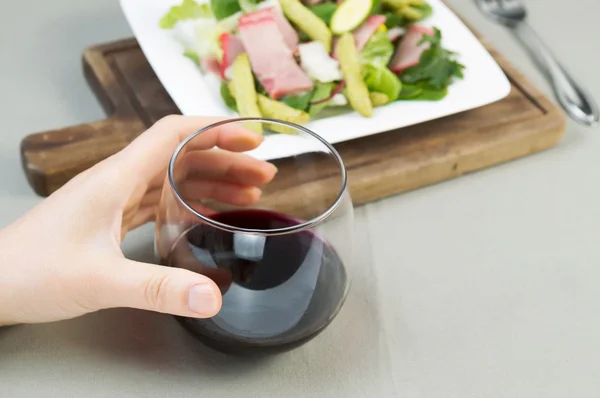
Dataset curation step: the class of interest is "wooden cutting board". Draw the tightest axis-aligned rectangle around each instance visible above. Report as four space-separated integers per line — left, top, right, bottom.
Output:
20 26 565 203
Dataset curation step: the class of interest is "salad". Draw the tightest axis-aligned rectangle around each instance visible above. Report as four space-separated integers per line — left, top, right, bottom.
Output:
160 0 465 133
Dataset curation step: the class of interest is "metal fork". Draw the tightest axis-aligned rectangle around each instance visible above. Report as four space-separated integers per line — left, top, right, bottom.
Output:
476 0 599 127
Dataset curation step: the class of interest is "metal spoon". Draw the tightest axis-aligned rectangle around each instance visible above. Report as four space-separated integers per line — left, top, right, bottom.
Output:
476 0 599 127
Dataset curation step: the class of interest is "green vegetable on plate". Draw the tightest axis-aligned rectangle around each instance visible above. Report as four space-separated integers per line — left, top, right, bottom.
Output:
336 33 373 117
258 95 310 133
369 92 389 106
220 82 238 112
159 0 212 29
258 94 310 124
359 29 395 67
398 83 448 101
230 53 263 134
183 50 200 64
210 0 242 21
396 83 423 99
382 0 432 22
280 91 314 112
309 83 335 117
410 2 433 20
414 86 447 101
400 27 465 90
330 0 374 34
238 0 261 13
383 12 405 28
363 63 402 102
309 3 338 25
280 0 333 52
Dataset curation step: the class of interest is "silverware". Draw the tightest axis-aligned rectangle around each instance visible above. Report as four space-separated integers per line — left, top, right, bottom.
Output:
476 0 599 127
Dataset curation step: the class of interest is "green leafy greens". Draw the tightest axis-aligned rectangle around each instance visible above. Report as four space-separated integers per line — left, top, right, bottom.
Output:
310 3 338 25
255 79 269 96
210 0 242 20
363 64 402 102
400 28 465 90
396 84 422 99
183 50 200 63
239 0 261 13
159 0 212 29
381 0 432 23
309 83 335 116
220 82 238 111
280 91 314 111
412 2 433 20
368 0 383 15
383 12 404 28
397 82 447 101
359 30 394 67
358 30 401 102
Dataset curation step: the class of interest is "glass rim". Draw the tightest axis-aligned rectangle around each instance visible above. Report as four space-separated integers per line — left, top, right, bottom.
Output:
168 117 348 235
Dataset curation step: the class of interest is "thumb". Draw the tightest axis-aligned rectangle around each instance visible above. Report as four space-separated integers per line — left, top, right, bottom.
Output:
100 259 222 318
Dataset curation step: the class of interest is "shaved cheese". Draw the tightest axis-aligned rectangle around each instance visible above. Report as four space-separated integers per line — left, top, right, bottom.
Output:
298 41 343 83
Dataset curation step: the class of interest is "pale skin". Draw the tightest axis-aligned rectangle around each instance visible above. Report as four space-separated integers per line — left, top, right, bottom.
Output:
0 115 277 326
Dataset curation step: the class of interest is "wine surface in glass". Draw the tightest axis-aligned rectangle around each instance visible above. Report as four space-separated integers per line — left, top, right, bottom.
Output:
164 210 347 355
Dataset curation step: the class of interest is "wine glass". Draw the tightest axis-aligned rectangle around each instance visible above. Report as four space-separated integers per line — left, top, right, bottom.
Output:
155 118 354 355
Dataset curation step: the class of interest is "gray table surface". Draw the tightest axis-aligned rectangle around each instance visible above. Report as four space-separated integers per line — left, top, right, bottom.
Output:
1 0 600 397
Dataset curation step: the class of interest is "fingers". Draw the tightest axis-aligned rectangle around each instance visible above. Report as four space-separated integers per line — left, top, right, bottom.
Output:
100 258 223 318
139 178 262 214
137 148 277 216
117 115 264 186
145 148 277 193
127 179 261 233
179 180 261 207
184 149 277 187
127 200 216 233
123 136 278 234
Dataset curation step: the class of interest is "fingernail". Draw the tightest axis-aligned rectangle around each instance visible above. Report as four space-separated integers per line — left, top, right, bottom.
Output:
249 187 262 200
235 187 262 206
188 284 219 316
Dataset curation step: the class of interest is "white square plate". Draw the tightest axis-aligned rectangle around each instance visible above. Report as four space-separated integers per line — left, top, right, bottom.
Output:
120 0 511 159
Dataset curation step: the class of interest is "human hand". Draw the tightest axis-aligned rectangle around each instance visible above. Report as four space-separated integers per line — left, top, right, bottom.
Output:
0 115 277 326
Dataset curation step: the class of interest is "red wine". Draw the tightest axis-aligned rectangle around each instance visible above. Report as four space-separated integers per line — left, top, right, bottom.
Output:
164 209 348 355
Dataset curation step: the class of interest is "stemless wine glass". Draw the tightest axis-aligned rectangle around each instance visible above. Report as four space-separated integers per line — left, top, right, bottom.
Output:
155 118 354 355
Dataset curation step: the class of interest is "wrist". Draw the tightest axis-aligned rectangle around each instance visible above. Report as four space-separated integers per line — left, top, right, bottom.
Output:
0 289 18 326
0 228 21 326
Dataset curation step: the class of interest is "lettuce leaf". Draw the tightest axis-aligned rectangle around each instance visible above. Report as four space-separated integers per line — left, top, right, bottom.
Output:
359 29 399 102
159 0 212 29
413 86 447 100
383 11 404 28
239 0 260 13
183 50 200 63
400 28 464 90
211 0 242 20
255 79 269 96
194 20 223 61
217 11 243 32
220 82 238 111
359 30 394 67
413 2 433 20
397 82 447 101
280 91 314 111
363 63 402 102
309 83 335 116
310 3 337 25
397 83 422 99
